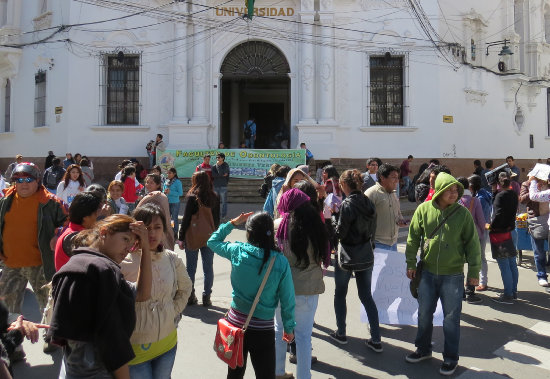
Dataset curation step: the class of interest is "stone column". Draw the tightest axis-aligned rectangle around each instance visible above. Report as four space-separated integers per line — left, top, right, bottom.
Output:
190 1 208 124
172 20 188 123
318 14 335 124
299 12 315 124
230 81 240 147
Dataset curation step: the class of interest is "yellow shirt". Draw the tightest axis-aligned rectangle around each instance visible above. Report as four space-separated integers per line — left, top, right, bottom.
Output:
3 192 42 268
129 329 177 365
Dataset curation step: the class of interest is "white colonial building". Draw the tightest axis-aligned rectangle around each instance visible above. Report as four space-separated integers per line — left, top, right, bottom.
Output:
1 0 550 166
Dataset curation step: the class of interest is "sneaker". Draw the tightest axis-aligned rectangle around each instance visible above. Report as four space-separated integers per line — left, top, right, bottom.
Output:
538 279 549 287
365 339 383 353
440 361 458 376
466 295 482 304
475 284 487 291
329 331 348 345
513 292 518 300
202 294 212 307
275 373 294 379
405 350 432 363
187 291 198 305
288 354 317 364
491 294 514 304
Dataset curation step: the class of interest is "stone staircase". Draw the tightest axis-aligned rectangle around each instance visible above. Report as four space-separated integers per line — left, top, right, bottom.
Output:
180 178 265 203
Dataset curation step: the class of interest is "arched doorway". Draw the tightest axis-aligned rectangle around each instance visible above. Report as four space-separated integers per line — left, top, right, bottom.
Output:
220 41 290 148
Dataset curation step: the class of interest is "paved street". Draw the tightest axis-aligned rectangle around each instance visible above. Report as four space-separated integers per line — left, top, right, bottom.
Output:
12 202 550 378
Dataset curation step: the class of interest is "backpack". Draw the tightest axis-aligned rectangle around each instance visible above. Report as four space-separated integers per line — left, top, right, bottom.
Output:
45 168 58 189
185 200 215 250
244 121 253 139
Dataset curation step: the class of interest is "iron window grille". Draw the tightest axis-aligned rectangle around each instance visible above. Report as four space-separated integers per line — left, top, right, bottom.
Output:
100 54 141 125
34 71 46 127
369 56 404 126
4 79 10 132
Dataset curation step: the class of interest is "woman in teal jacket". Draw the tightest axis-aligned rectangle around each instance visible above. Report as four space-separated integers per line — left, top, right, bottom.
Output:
208 212 295 379
163 168 183 238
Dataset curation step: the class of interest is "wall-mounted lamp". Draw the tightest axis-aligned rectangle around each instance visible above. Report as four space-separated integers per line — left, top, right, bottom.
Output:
486 39 513 56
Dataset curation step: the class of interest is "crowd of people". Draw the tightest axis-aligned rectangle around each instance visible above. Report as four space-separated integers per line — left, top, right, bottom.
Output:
0 150 548 379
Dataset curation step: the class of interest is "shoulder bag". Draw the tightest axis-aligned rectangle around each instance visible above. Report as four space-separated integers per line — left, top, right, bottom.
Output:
410 204 461 299
185 199 215 251
213 256 276 369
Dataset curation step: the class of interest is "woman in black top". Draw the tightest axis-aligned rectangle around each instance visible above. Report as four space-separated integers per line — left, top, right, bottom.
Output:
490 172 519 304
177 171 220 307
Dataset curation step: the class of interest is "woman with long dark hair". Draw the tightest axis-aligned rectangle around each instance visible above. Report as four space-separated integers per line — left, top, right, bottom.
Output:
138 173 173 248
177 171 220 306
329 169 382 351
207 212 295 379
49 214 152 379
274 189 327 379
56 164 85 206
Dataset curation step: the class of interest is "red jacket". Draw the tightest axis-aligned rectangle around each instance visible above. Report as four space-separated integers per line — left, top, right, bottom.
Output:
55 222 85 271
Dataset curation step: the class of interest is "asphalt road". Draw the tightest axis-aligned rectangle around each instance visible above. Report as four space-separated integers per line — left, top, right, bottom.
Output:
12 203 550 379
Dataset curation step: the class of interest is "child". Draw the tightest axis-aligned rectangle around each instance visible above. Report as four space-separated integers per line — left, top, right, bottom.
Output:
108 180 129 215
121 204 192 378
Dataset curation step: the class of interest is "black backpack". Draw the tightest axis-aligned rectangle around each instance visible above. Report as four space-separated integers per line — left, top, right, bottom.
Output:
45 168 58 189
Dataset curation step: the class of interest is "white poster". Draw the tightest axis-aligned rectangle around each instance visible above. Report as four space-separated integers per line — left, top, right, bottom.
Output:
360 248 444 326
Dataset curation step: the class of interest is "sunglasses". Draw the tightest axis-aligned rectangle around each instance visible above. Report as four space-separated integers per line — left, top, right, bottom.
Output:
14 177 36 183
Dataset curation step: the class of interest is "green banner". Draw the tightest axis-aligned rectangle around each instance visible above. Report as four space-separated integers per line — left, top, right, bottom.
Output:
157 149 306 179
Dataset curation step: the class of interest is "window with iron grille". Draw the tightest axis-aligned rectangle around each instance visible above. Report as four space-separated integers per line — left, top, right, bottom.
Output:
370 56 403 126
103 55 140 125
4 79 10 132
34 71 46 127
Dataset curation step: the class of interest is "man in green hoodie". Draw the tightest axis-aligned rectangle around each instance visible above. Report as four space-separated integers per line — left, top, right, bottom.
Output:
404 172 481 376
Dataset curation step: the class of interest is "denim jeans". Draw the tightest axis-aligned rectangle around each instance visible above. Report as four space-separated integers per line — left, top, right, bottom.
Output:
185 246 214 295
416 270 463 364
147 151 154 169
214 185 228 218
334 264 380 342
496 257 519 296
531 235 548 280
479 230 489 286
375 242 397 251
245 138 255 148
169 202 180 237
129 345 177 379
275 295 319 379
402 176 411 194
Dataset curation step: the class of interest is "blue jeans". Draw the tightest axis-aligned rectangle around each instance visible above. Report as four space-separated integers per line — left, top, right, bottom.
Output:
245 137 255 148
275 295 318 379
214 186 228 218
402 176 411 194
416 270 463 364
185 246 214 295
129 345 177 379
530 235 548 280
334 264 380 342
169 202 180 237
375 242 397 251
496 257 519 296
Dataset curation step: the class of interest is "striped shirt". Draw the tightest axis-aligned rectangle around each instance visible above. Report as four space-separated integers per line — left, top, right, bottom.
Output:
226 307 274 330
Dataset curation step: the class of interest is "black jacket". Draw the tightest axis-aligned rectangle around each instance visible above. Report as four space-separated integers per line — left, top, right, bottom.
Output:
490 189 518 233
49 248 136 372
332 191 377 246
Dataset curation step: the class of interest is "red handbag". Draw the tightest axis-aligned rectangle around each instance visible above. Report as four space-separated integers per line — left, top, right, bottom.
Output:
213 256 276 369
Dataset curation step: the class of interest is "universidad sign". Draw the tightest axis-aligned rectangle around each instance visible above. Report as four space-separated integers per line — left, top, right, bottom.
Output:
215 7 295 17
157 149 306 179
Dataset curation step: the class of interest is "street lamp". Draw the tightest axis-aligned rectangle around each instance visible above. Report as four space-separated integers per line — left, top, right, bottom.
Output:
486 39 513 56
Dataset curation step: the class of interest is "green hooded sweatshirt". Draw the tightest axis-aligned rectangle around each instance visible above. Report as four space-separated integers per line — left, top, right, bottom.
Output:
405 172 481 279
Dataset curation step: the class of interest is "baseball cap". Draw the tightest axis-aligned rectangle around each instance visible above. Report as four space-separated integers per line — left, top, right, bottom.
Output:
11 162 41 181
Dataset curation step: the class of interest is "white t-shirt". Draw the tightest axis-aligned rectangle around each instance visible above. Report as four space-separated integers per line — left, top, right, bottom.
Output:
56 180 82 205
